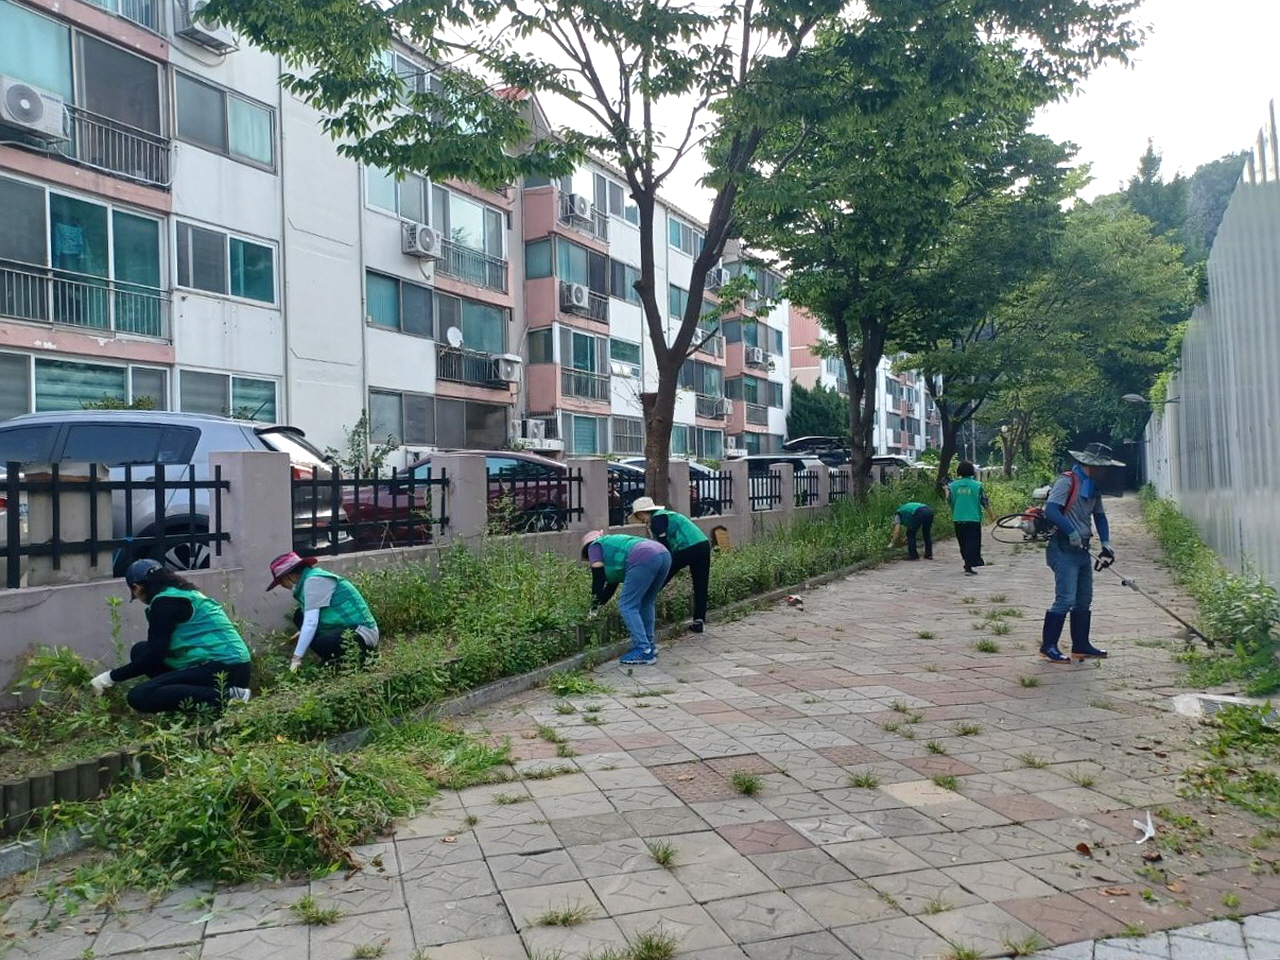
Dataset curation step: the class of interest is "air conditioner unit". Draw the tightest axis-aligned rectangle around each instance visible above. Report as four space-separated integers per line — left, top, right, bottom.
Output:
706 267 728 291
568 193 592 221
522 418 545 440
177 0 238 52
724 440 744 456
495 353 522 383
721 398 735 417
745 345 766 367
0 77 67 140
519 418 564 451
560 281 590 312
402 222 443 259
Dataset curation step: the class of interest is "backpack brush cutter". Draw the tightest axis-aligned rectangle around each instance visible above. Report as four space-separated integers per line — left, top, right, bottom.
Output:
990 508 1212 648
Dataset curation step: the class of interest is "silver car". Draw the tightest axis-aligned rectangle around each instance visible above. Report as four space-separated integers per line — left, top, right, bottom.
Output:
0 410 332 572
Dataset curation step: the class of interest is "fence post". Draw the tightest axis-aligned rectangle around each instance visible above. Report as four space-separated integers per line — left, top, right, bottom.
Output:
719 459 751 546
815 466 831 511
666 460 691 517
777 467 796 519
430 455 488 543
207 451 292 580
567 458 609 532
25 462 112 586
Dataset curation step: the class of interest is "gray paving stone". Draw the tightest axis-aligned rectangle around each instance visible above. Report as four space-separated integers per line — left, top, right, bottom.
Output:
519 916 629 958
613 903 736 953
1093 932 1172 959
565 836 655 878
588 868 695 915
743 930 861 959
401 858 497 902
487 848 583 890
787 814 881 846
918 901 1044 957
205 883 309 935
825 837 931 877
500 878 602 930
548 811 637 847
748 846 855 889
310 908 416 960
1025 940 1097 960
93 907 205 955
787 879 902 927
201 924 311 960
409 893 516 947
671 856 777 903
831 915 954 960
413 934 529 959
703 891 823 943
472 822 562 857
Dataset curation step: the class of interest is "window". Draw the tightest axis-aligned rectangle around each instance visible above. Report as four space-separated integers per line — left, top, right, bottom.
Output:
668 216 704 256
610 259 640 304
12 356 168 413
723 319 742 344
436 291 506 354
365 272 433 338
365 167 428 223
670 424 690 457
175 73 274 168
433 186 504 259
369 389 435 446
770 327 784 355
61 423 198 466
594 172 638 224
0 1 73 101
528 328 553 364
679 360 723 397
180 370 276 421
177 223 274 303
668 284 688 319
769 381 784 408
609 339 641 378
383 51 445 112
526 239 553 279
612 416 643 454
695 428 723 460
557 239 607 295
561 413 606 455
436 399 507 448
563 329 606 372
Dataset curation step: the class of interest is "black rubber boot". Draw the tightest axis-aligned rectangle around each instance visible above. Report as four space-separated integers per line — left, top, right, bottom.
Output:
1040 611 1070 663
1070 610 1107 660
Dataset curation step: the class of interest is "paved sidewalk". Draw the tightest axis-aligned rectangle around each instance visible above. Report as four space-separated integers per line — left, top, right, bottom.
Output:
4 497 1278 960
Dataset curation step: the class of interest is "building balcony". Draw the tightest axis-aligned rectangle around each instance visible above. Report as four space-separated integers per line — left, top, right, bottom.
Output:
561 367 610 401
695 394 728 420
437 240 508 293
54 106 172 189
745 402 769 426
0 261 169 339
695 332 725 358
558 282 610 324
86 0 161 31
559 191 609 242
436 343 509 388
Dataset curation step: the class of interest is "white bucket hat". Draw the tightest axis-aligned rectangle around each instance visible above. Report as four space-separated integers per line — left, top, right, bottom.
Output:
628 496 664 520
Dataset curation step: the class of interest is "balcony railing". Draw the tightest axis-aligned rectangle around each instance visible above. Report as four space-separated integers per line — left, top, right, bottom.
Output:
745 402 769 426
437 239 508 293
695 394 726 420
558 192 609 242
0 261 169 339
561 367 610 401
56 106 171 188
695 333 725 358
436 344 505 387
85 0 160 31
561 285 610 324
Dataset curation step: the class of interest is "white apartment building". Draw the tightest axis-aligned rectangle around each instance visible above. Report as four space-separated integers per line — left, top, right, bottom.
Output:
0 1 785 461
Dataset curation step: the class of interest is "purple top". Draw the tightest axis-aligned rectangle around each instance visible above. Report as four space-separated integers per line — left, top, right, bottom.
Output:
586 538 667 567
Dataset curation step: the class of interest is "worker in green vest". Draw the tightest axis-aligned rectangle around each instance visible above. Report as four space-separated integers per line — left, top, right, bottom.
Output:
889 501 935 560
628 496 711 634
266 552 380 671
89 559 252 713
947 461 993 575
581 530 672 665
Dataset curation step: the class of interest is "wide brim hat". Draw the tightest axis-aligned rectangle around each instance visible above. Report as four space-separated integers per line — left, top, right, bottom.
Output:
628 496 664 520
266 551 318 591
1068 442 1126 468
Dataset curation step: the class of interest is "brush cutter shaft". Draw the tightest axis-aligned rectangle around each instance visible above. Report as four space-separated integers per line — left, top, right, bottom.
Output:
1089 552 1212 647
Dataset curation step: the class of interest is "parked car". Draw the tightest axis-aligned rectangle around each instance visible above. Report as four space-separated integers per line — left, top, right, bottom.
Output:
0 410 333 572
619 457 725 517
723 454 827 508
341 450 575 539
783 436 851 466
607 461 647 526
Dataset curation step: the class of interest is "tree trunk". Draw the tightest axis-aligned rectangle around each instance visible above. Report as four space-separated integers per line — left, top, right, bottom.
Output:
1001 433 1015 478
641 359 680 506
936 410 960 484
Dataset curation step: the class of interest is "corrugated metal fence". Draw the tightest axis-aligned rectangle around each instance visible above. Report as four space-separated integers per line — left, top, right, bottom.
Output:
1145 101 1280 581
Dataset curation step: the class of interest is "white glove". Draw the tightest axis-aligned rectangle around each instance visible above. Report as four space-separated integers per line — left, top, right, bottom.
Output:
1067 529 1083 549
290 656 303 673
90 671 115 696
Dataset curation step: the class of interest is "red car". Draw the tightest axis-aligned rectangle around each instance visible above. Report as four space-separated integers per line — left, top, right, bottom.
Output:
340 450 573 544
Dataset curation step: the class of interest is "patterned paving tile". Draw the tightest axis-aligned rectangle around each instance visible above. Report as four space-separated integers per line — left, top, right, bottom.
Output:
1000 892 1133 944
717 820 813 855
704 891 823 943
831 915 954 960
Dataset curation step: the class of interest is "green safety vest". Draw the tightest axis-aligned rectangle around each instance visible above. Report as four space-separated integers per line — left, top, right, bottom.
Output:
947 478 985 523
595 534 645 584
148 586 251 670
896 502 927 522
294 566 377 633
651 509 708 552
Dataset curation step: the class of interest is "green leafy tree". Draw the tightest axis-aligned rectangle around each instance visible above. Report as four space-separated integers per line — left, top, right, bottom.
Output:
204 0 1140 503
1182 152 1247 262
786 381 848 441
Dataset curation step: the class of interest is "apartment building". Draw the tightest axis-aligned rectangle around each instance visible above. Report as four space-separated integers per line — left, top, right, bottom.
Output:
789 307 942 457
0 1 781 462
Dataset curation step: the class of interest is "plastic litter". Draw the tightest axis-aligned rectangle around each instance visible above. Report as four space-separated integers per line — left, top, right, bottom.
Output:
1133 810 1156 844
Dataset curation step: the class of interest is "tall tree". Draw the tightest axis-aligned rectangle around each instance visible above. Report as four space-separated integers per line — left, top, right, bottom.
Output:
786 381 849 441
1182 152 1248 261
1125 141 1188 239
207 0 1141 500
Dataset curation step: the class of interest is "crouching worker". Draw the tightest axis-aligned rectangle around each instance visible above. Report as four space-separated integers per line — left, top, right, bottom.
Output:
267 552 379 672
628 496 711 634
89 560 252 713
890 501 934 560
582 530 672 665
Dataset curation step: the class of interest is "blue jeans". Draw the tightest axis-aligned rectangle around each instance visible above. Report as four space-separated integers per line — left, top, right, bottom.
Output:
1045 538 1093 615
618 550 673 657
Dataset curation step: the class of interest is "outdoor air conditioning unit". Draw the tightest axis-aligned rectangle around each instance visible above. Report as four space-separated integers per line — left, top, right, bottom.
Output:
495 353 523 383
177 0 238 52
402 222 443 259
568 192 592 221
706 267 728 291
721 398 735 417
0 77 67 140
523 419 545 440
724 440 744 456
745 345 766 367
520 418 564 452
560 281 590 313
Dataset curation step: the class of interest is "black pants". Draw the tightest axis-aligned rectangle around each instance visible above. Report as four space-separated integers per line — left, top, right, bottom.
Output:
123 642 250 714
664 540 711 621
905 507 934 559
954 520 984 570
292 609 373 666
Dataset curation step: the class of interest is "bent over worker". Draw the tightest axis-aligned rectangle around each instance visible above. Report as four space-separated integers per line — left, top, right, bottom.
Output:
267 552 379 672
581 530 672 665
628 496 711 634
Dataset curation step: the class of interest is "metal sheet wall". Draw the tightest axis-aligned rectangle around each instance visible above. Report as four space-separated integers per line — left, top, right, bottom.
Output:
1145 102 1280 581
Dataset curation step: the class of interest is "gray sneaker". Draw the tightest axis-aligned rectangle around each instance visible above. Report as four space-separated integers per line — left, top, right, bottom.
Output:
226 686 252 703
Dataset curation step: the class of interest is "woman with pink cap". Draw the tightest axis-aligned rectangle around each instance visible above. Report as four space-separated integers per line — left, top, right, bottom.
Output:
267 552 379 672
581 530 672 665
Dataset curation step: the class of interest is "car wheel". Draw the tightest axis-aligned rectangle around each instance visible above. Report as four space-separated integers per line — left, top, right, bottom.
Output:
520 503 566 533
152 521 212 571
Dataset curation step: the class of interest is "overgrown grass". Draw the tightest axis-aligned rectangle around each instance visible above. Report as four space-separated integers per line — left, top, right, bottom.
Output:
1184 704 1280 822
1140 488 1280 695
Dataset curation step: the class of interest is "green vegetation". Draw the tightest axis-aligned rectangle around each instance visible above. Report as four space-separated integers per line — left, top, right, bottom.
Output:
973 639 1001 653
848 770 880 789
953 722 982 737
1141 488 1280 694
917 631 937 640
535 902 595 927
1019 753 1048 769
290 894 343 926
931 775 959 791
647 840 677 868
1185 704 1280 822
925 741 948 756
1019 676 1041 688
730 771 762 796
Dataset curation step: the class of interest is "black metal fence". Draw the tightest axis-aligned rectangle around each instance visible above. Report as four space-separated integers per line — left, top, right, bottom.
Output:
293 467 449 555
488 465 585 534
829 469 849 502
795 469 820 507
3 461 228 589
749 472 782 512
608 471 646 527
691 472 732 516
